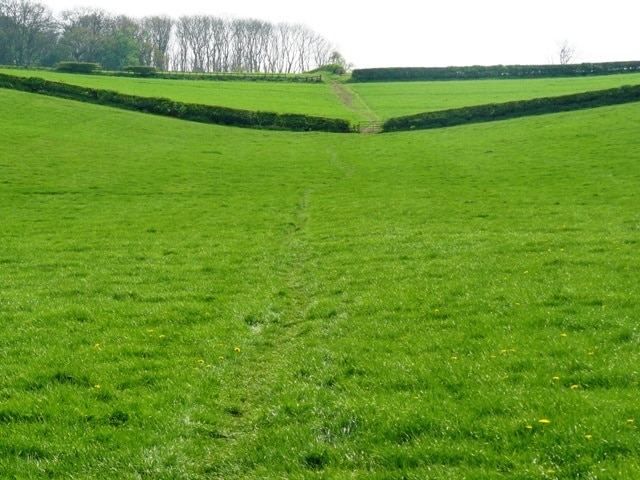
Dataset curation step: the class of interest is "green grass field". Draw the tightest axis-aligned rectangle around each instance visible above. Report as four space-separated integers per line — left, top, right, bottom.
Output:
4 68 640 123
350 74 640 119
0 68 361 122
1 77 639 479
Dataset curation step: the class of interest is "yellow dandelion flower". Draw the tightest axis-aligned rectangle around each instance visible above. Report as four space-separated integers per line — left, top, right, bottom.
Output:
570 384 579 390
584 434 593 440
552 376 560 381
627 419 634 424
218 355 225 360
538 419 551 424
561 333 568 337
234 347 241 353
94 384 101 389
158 334 166 339
147 329 154 333
197 359 205 364
450 356 458 361
525 425 533 430
94 343 101 349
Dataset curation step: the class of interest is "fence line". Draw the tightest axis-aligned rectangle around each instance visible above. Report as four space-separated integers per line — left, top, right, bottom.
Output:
355 121 382 134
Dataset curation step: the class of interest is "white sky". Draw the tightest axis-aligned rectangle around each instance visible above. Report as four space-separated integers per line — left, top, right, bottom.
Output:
43 0 639 69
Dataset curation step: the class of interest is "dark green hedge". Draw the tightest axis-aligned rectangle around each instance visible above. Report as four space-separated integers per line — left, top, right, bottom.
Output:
0 73 351 133
351 62 640 82
382 84 640 132
112 71 323 83
56 62 101 74
124 66 158 77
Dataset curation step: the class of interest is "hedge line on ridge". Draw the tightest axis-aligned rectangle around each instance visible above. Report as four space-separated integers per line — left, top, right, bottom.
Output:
351 62 640 82
0 73 351 133
382 84 640 132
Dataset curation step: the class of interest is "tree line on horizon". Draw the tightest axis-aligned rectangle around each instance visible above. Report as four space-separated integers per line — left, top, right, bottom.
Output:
0 0 344 73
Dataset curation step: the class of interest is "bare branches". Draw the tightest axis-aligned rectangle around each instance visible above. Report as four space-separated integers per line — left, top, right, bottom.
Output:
168 15 337 74
142 16 173 70
558 39 576 65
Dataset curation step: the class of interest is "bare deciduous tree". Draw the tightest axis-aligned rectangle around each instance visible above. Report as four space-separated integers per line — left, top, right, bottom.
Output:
313 34 332 70
174 16 190 71
142 15 173 70
558 39 576 65
277 22 297 74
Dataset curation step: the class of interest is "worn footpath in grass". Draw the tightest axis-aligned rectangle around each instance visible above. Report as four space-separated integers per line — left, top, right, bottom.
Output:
1 89 639 478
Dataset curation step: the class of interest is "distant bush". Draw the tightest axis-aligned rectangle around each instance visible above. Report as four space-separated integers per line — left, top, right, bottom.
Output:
56 62 101 74
123 66 158 77
382 84 640 132
308 63 346 75
0 73 351 133
351 62 640 82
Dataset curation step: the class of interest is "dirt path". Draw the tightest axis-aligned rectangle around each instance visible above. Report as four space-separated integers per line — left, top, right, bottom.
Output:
330 82 380 132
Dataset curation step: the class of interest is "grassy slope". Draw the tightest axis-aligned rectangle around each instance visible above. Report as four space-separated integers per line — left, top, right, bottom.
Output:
0 68 360 122
1 90 639 479
350 73 640 119
5 68 640 124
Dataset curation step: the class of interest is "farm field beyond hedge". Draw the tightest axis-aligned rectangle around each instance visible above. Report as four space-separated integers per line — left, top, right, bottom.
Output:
1 84 639 479
4 68 640 123
0 68 360 122
350 73 640 119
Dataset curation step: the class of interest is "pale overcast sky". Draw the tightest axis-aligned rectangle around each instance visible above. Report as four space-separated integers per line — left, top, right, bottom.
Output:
43 0 639 69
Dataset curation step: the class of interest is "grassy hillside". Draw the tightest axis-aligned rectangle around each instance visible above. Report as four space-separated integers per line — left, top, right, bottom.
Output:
1 88 639 479
0 68 360 122
350 73 640 119
5 68 640 123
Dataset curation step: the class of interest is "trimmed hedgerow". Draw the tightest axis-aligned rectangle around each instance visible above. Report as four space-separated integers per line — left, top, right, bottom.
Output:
351 62 640 83
123 66 158 77
56 62 101 74
382 84 640 132
0 73 351 133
